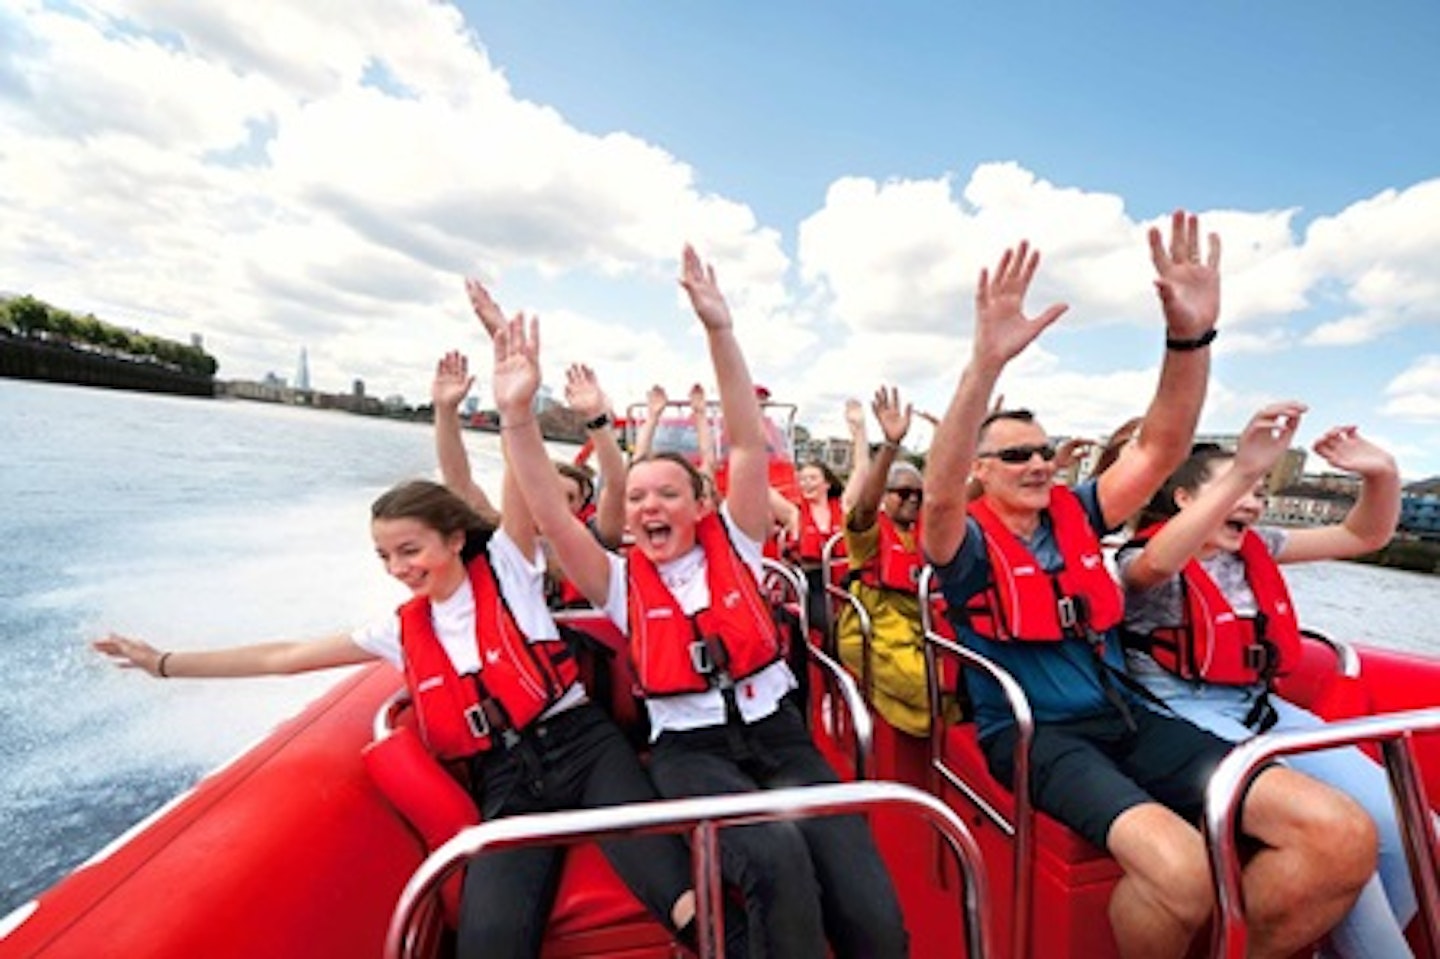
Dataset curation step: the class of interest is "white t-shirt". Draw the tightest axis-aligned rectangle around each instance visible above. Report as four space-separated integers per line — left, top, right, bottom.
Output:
600 505 796 738
352 528 587 717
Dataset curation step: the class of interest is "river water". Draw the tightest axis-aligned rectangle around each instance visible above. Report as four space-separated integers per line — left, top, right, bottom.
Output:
0 378 1435 917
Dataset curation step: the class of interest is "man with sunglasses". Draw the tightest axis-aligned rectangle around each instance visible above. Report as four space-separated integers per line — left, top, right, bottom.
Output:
921 214 1376 959
835 385 946 738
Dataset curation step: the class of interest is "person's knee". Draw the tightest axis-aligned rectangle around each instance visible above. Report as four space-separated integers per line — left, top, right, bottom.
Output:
1108 806 1214 931
1250 770 1378 891
730 821 816 896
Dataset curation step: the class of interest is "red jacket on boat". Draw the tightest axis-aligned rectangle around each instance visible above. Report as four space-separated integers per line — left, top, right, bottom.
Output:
399 555 578 760
963 488 1123 642
627 513 782 696
796 497 845 563
1123 523 1301 685
855 513 923 595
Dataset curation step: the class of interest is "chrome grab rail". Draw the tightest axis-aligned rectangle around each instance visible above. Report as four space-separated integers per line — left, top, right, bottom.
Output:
828 585 875 695
922 564 1037 959
918 565 939 638
1204 706 1440 958
760 556 810 639
374 688 411 741
762 557 874 778
818 530 849 653
1300 627 1362 679
823 528 886 698
384 781 993 959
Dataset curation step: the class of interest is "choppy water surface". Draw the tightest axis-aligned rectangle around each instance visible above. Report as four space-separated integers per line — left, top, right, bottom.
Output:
0 377 1434 917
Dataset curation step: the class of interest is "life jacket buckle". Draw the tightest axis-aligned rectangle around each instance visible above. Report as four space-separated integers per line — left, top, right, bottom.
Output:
464 703 491 739
689 640 714 675
1057 596 1078 630
1243 644 1269 672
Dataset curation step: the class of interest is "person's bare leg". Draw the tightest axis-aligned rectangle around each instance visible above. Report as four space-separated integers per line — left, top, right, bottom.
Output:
1106 802 1215 959
1237 767 1377 959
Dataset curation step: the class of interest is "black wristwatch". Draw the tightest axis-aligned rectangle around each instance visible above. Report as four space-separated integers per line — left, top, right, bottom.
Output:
584 411 614 431
1165 327 1218 352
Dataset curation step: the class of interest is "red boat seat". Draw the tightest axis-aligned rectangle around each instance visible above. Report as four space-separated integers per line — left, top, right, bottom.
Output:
364 612 679 957
1272 632 1373 723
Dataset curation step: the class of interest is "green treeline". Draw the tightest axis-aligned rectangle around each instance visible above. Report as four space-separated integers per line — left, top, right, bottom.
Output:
0 294 218 377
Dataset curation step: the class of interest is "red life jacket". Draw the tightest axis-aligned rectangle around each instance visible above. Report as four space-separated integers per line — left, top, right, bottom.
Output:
551 575 590 610
963 488 1123 642
1124 524 1301 685
399 555 578 760
796 497 845 563
856 513 923 594
627 513 782 696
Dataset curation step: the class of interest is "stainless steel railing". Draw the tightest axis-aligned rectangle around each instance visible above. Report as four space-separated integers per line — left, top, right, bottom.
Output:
1204 706 1440 958
762 556 875 779
385 781 993 959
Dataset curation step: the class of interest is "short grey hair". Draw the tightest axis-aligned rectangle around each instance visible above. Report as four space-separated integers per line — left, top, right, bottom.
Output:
887 461 922 487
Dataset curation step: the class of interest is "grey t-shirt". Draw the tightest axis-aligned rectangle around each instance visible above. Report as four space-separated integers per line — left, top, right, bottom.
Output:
1119 525 1288 679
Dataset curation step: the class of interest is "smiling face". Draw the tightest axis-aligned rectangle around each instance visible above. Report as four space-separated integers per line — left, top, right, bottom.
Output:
798 464 829 503
625 457 704 563
972 416 1057 518
1175 456 1268 555
371 517 467 601
884 462 924 529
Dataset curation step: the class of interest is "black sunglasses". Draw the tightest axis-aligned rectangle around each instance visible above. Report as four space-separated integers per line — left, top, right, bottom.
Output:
977 443 1057 464
887 487 923 503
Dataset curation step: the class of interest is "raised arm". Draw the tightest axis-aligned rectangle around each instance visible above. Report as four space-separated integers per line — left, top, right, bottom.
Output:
1279 427 1402 563
565 363 626 548
679 245 769 540
631 384 669 462
839 398 870 511
1096 210 1220 528
93 630 373 678
851 386 912 533
922 243 1069 564
1122 402 1305 590
688 383 719 485
433 350 500 525
492 315 613 605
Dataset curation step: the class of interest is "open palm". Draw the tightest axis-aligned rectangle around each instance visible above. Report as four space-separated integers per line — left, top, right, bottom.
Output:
492 314 541 413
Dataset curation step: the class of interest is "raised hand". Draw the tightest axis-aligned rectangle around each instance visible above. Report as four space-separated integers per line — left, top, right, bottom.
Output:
564 363 609 419
688 383 707 414
1233 401 1308 477
1312 426 1397 478
972 242 1069 368
646 384 669 418
1054 437 1096 471
678 244 734 332
1148 209 1221 338
844 398 866 434
431 350 474 412
871 385 912 445
491 313 542 416
93 632 164 676
464 276 507 339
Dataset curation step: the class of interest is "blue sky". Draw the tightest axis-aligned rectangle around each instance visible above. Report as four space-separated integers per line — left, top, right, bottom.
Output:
2 0 1438 478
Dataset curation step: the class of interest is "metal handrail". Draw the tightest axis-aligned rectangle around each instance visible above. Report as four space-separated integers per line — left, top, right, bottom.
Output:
827 584 875 696
921 567 1037 959
1203 707 1440 958
817 530 850 649
374 688 411 741
762 557 874 778
760 556 809 639
384 781 993 959
1300 627 1362 679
